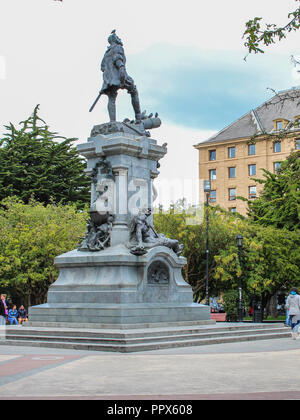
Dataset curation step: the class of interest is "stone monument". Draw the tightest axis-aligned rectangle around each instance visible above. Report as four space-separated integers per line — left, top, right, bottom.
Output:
29 31 210 325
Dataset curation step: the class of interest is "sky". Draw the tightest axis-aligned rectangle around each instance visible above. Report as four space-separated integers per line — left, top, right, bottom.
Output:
0 0 299 209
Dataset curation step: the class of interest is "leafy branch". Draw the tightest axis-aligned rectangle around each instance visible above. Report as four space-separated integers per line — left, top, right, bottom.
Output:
243 1 300 58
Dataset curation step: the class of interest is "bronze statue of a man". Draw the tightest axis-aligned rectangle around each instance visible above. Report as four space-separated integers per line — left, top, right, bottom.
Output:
99 30 142 123
129 208 184 256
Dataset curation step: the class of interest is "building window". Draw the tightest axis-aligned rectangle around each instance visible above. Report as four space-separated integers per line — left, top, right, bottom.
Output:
209 190 216 203
209 169 216 180
229 207 237 213
296 139 300 150
274 162 282 174
248 144 256 155
249 186 257 199
209 150 216 161
276 120 283 130
228 147 236 158
228 188 236 201
248 164 256 176
228 167 236 178
274 141 281 153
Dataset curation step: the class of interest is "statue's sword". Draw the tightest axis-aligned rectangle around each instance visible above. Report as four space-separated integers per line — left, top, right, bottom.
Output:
89 91 103 112
149 224 159 238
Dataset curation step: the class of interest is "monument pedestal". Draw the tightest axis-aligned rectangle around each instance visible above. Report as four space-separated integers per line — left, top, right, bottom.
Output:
27 31 213 349
29 125 211 330
29 245 210 324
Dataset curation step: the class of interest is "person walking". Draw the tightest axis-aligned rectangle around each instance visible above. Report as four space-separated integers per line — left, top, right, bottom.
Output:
284 295 291 327
285 287 300 339
292 314 300 337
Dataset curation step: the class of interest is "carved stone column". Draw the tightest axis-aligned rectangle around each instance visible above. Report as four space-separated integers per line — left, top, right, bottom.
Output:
110 166 129 246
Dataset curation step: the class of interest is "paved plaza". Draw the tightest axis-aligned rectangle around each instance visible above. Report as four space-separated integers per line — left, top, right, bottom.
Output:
0 334 299 400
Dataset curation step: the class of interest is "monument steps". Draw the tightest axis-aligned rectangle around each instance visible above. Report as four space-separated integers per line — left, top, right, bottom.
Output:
4 322 284 339
1 323 291 352
4 322 286 339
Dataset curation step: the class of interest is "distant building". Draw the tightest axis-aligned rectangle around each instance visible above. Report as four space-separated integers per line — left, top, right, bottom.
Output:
194 87 300 215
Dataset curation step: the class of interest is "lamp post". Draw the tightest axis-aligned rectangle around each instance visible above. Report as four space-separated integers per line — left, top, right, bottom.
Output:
236 234 243 322
204 180 211 306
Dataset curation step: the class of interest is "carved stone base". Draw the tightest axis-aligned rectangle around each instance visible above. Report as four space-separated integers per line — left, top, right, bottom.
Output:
29 245 210 325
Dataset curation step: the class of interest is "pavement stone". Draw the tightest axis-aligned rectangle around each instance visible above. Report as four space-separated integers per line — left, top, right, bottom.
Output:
0 335 299 400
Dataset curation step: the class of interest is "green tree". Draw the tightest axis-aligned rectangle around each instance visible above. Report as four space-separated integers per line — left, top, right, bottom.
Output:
154 202 246 302
154 204 205 299
222 290 250 322
243 150 300 231
215 223 300 315
0 105 90 208
0 197 88 307
243 0 300 56
154 201 300 316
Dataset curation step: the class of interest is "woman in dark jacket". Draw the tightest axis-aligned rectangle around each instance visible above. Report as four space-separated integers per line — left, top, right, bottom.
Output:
0 294 7 325
18 305 28 324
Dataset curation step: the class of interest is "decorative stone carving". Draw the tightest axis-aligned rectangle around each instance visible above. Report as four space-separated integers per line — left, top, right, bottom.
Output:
128 208 184 257
78 214 114 252
90 115 161 138
147 260 169 285
91 122 124 137
91 157 114 185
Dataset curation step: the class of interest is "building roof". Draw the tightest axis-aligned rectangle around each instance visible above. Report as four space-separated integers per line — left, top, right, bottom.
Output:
195 87 300 147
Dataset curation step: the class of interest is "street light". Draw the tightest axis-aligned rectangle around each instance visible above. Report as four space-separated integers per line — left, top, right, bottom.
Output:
204 180 211 306
236 234 243 322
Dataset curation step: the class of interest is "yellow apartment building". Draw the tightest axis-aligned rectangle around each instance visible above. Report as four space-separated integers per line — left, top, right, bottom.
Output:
194 87 300 216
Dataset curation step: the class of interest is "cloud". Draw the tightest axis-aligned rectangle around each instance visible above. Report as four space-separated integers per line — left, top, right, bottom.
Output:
127 45 298 131
151 123 215 209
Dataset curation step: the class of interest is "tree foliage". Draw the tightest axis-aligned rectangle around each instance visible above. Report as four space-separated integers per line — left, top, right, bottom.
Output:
243 0 300 56
243 150 300 231
154 199 300 315
215 223 300 309
0 197 88 307
222 290 250 322
0 105 90 209
154 204 247 302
